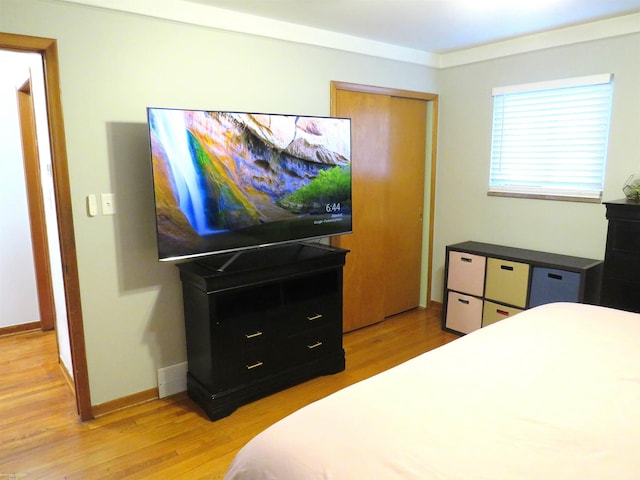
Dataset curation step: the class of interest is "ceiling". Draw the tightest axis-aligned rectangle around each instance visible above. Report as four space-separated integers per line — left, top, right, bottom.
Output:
185 0 640 53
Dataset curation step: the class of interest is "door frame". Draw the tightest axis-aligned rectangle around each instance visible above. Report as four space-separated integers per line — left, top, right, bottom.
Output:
1 32 92 420
330 81 439 307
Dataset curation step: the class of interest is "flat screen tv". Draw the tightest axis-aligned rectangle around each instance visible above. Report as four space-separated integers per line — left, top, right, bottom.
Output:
147 107 352 262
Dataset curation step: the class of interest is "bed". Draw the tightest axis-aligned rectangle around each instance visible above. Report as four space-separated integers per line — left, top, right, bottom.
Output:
224 302 640 479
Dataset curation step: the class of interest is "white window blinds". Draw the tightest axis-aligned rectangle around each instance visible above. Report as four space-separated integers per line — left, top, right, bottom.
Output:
489 74 614 201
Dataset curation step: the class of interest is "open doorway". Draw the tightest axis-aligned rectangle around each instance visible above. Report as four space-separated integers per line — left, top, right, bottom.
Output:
0 55 46 334
0 32 91 420
1 54 59 336
1 49 71 376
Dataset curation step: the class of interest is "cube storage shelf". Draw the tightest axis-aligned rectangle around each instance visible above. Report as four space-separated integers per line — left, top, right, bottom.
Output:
177 243 348 421
442 241 603 335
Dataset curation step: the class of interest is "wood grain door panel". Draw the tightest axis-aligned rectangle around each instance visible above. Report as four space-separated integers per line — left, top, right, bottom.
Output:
384 96 427 317
332 89 389 332
331 85 430 331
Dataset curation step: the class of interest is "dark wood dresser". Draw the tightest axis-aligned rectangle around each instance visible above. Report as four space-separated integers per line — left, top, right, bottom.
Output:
601 199 640 313
177 243 348 421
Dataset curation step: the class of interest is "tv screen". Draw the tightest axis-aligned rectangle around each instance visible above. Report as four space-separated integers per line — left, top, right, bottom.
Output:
147 107 352 261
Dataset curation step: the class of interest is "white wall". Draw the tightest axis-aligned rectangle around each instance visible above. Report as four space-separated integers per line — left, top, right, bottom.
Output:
433 33 640 302
0 58 40 328
1 0 439 405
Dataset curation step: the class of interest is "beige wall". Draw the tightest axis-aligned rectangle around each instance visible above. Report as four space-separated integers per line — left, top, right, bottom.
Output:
433 33 640 302
1 0 438 405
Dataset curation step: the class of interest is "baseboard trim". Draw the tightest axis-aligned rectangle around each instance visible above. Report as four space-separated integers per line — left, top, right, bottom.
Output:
59 360 76 395
92 387 159 418
0 322 40 336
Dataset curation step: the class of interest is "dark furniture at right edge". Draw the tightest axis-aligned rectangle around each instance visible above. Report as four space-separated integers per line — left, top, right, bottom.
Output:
601 199 640 313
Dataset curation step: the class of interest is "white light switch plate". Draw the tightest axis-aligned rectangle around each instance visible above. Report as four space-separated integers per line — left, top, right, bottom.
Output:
101 193 115 215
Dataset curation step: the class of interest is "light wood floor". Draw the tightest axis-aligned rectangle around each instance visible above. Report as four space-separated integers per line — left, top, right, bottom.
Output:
0 307 458 479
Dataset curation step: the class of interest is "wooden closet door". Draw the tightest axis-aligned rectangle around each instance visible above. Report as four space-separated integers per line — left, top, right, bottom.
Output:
384 97 427 317
332 88 427 331
333 89 390 332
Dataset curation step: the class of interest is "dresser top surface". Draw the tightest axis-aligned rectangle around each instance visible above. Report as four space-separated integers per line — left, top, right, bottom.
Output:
603 199 640 221
603 198 640 206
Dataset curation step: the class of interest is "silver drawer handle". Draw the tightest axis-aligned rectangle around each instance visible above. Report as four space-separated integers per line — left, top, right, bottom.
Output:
307 314 323 321
246 361 263 370
245 331 263 339
307 341 323 349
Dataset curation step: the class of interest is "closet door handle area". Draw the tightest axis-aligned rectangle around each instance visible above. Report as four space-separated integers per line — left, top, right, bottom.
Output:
307 314 323 321
307 341 323 350
245 331 263 339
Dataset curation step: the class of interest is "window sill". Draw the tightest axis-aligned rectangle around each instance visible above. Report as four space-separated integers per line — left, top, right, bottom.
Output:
487 191 601 204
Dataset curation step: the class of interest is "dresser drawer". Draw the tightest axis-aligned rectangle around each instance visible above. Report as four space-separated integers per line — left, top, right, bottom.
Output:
445 291 483 334
601 277 640 312
210 348 284 393
602 253 640 283
288 326 342 364
210 312 280 354
482 300 523 327
447 251 486 296
607 220 640 254
485 258 530 308
529 267 580 308
286 295 341 333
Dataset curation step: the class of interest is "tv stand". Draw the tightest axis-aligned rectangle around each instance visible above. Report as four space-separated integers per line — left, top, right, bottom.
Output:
178 243 349 421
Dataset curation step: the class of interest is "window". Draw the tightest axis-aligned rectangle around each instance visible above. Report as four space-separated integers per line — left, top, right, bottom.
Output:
489 74 613 202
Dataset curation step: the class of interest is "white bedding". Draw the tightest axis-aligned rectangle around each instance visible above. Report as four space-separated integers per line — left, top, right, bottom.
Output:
224 303 640 479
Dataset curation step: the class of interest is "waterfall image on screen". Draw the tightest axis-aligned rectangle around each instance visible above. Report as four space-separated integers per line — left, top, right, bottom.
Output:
147 108 352 260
